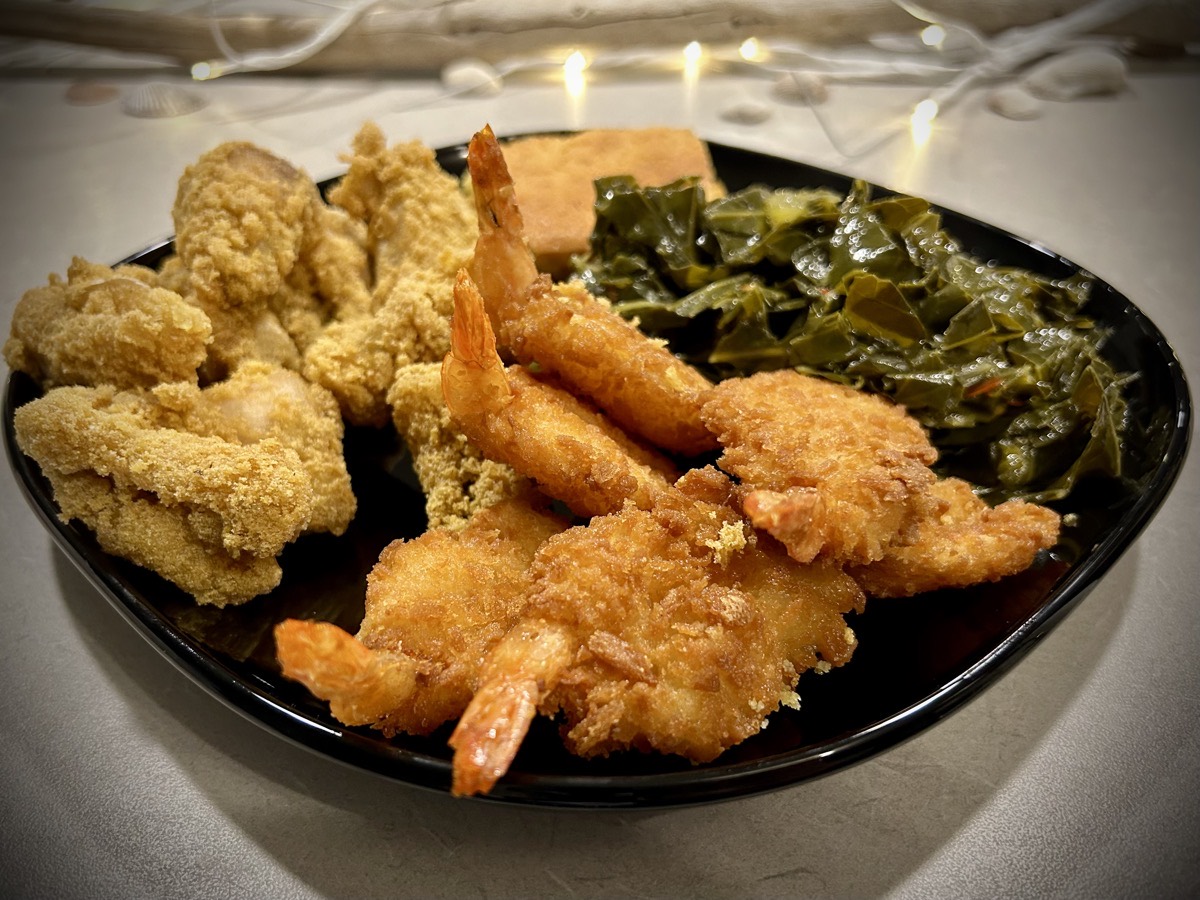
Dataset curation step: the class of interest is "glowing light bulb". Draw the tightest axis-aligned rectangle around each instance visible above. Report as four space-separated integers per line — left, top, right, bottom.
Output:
910 98 939 146
739 37 760 61
191 60 222 81
920 24 947 47
563 50 587 98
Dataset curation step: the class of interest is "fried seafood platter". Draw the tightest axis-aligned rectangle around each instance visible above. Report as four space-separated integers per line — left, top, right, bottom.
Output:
4 123 1186 807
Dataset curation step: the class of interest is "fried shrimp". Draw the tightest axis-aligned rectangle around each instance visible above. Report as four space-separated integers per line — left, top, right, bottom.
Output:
701 369 940 566
449 467 864 796
442 270 675 517
465 125 717 456
276 492 568 736
849 477 1061 598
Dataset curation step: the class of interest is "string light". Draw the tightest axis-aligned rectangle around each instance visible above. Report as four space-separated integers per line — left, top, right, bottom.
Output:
910 98 939 145
739 37 761 61
563 50 587 98
920 24 947 47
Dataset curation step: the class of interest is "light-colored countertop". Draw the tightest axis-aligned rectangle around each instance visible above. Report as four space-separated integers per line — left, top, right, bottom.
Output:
1 65 1197 898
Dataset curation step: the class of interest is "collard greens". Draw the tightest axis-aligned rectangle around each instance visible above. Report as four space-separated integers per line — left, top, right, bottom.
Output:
574 176 1132 503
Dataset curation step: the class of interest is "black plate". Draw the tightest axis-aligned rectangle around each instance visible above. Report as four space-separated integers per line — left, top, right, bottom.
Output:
3 142 1192 808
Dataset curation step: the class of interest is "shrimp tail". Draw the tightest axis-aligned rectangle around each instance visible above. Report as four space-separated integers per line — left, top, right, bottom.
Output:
274 619 419 727
468 124 525 238
442 268 515 414
448 623 573 796
465 125 539 320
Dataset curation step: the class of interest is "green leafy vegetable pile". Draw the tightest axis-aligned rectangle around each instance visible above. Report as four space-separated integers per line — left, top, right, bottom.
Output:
573 175 1132 503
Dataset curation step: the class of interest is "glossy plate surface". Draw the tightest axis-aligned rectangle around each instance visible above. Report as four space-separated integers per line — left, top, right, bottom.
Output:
3 142 1192 808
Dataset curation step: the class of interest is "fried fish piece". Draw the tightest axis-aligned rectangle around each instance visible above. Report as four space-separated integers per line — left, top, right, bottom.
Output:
146 361 356 537
849 476 1061 598
449 467 864 796
387 361 527 530
4 257 211 389
42 469 285 606
13 383 316 604
173 141 320 310
168 141 375 381
302 122 478 425
275 491 569 735
700 370 940 566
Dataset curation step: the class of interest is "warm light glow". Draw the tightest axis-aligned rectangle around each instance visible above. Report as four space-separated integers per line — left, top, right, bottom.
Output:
739 37 761 61
920 24 947 47
910 98 939 146
683 40 703 84
563 50 587 98
191 60 218 81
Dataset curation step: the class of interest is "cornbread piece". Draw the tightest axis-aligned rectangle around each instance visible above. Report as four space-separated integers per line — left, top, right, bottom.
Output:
501 128 725 274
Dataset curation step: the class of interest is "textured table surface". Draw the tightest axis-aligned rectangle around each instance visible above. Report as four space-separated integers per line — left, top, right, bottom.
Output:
1 64 1197 898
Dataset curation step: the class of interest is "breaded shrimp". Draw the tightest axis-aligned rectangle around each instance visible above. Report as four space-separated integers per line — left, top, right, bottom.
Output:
701 370 940 566
442 270 675 518
849 477 1061 598
449 467 865 797
465 125 717 456
276 492 568 736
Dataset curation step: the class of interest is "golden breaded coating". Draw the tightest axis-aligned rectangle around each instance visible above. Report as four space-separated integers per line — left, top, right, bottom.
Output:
14 385 314 560
147 361 356 536
465 126 716 456
298 203 373 322
387 362 526 530
45 470 284 606
441 271 675 518
186 290 303 382
276 492 568 735
849 477 1061 598
4 257 211 389
303 122 477 426
701 370 940 566
173 142 320 309
449 467 864 796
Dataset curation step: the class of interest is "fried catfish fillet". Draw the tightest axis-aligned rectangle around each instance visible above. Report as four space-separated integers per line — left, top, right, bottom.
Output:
700 370 940 566
146 361 356 537
849 476 1061 597
169 141 373 381
387 361 527 530
449 468 864 796
173 141 321 310
4 257 211 389
13 384 314 604
275 492 568 735
303 122 478 426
